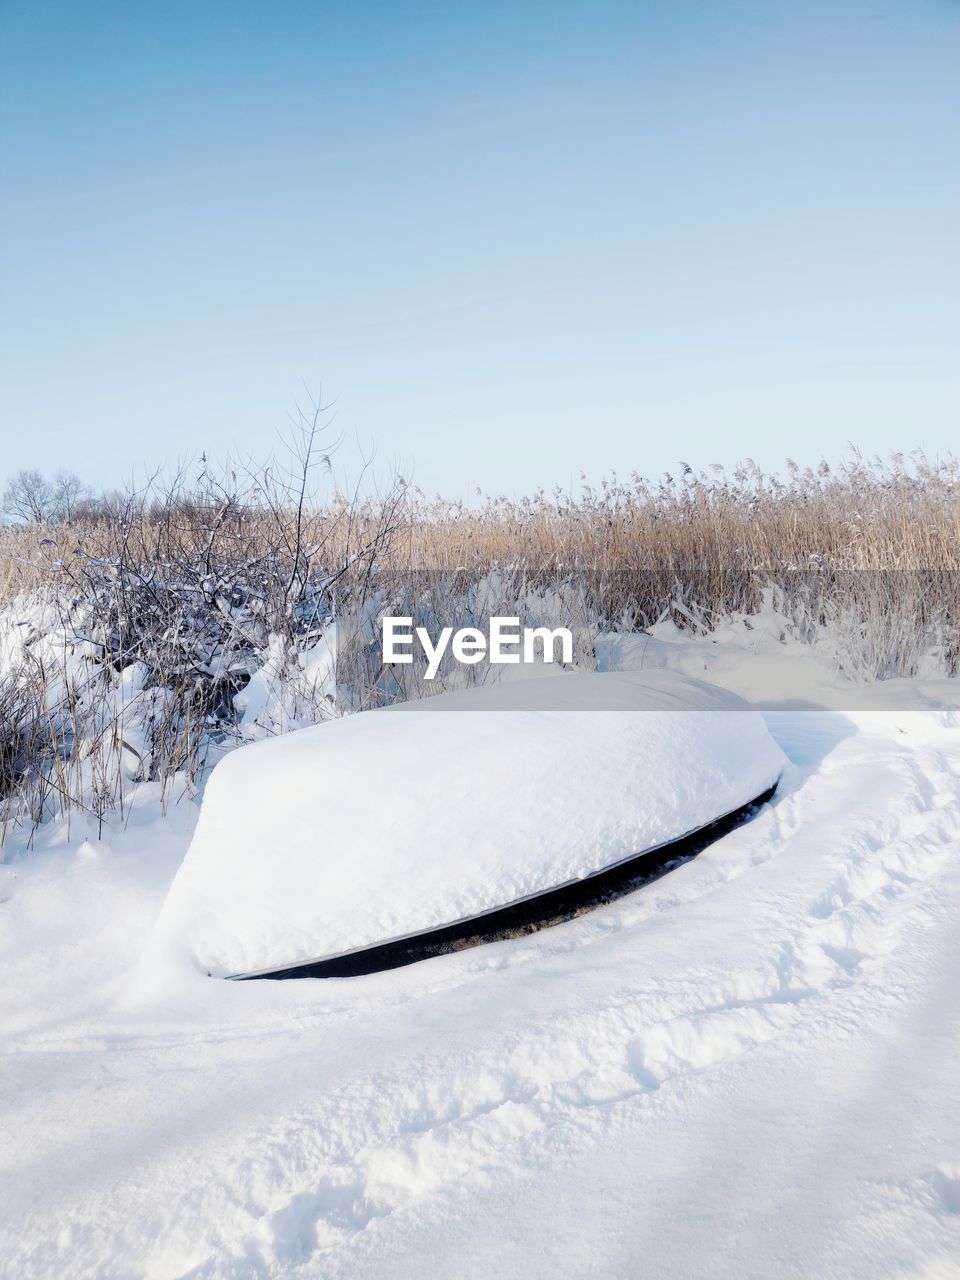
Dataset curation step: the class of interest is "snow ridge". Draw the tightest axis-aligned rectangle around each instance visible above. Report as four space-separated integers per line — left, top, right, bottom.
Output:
3 709 959 1278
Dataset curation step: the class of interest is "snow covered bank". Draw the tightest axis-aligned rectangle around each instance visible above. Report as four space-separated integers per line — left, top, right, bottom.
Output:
1 628 958 1280
154 671 785 978
2 579 955 854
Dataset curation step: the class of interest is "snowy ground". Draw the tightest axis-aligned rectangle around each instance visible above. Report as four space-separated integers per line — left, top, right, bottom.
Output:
2 635 960 1278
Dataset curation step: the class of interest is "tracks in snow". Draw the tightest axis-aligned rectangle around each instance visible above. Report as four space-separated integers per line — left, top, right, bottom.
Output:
4 712 960 1279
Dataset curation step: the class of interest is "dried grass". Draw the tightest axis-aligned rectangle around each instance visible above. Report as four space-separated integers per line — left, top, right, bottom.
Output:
1 445 957 843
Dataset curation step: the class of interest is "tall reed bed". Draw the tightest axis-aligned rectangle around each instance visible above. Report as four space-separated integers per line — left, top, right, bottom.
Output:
1 445 957 843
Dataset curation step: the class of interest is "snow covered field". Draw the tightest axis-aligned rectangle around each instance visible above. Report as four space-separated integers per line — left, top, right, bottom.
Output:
2 633 960 1279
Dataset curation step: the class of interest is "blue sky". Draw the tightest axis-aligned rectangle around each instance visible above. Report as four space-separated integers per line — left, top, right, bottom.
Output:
1 0 958 498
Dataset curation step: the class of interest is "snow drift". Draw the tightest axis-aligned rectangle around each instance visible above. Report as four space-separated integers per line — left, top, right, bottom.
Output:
155 671 786 977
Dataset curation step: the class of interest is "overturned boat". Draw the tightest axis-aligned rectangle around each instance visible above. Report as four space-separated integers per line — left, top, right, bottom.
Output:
155 670 786 979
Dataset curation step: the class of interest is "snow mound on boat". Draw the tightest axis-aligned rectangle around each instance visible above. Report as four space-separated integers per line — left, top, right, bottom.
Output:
155 671 786 977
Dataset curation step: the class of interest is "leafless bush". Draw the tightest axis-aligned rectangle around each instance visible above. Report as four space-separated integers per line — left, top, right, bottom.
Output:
0 403 407 840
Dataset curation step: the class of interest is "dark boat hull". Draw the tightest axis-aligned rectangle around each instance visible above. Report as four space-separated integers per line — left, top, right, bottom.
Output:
239 779 780 980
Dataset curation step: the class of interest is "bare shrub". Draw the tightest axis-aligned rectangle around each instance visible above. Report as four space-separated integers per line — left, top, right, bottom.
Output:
0 403 406 840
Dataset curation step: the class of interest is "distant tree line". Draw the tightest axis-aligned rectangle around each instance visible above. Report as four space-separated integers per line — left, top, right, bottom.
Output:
3 469 85 523
0 469 128 525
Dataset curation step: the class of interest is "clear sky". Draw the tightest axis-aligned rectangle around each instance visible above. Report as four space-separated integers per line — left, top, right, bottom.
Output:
1 0 958 499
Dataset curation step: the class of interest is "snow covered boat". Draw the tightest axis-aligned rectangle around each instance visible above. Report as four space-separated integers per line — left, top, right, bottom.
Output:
155 670 786 978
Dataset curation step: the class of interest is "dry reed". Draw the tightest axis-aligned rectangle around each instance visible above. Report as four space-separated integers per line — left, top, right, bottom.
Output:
1 445 957 843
